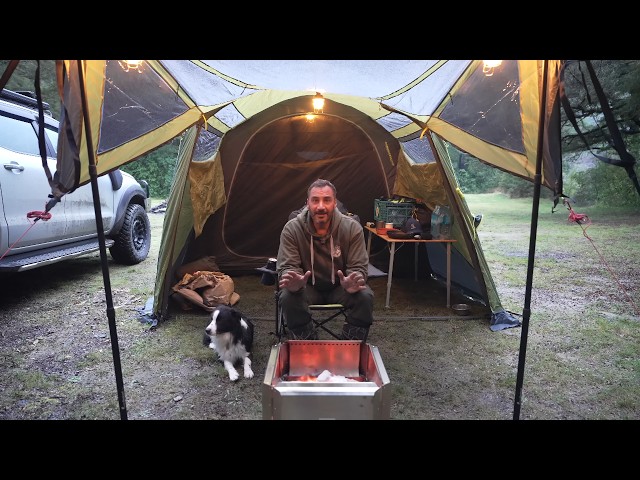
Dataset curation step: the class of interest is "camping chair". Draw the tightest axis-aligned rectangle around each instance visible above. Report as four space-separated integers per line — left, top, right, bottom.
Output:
257 259 349 342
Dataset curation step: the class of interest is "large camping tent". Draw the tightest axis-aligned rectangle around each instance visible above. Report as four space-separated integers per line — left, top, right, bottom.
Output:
0 59 568 420
46 60 564 331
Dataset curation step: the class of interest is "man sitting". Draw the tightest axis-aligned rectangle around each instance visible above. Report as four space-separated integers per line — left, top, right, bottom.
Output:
277 178 374 341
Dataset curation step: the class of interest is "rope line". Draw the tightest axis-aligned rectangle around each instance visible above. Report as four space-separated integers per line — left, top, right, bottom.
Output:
0 210 52 261
564 199 639 316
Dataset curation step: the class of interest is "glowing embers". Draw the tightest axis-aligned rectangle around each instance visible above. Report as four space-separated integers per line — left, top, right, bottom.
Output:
283 370 365 383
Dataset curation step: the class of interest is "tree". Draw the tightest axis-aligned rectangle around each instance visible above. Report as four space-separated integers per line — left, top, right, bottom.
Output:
560 60 640 201
0 60 59 118
561 60 640 157
120 139 180 198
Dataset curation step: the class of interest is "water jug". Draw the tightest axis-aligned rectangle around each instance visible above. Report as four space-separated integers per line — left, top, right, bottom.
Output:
440 205 452 239
430 205 441 239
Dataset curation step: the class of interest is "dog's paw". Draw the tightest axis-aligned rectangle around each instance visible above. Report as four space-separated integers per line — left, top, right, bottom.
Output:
244 368 254 379
228 369 240 381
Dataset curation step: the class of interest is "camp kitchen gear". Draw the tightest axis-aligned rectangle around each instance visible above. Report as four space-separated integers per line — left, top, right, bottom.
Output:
452 303 471 316
374 198 416 228
262 340 391 420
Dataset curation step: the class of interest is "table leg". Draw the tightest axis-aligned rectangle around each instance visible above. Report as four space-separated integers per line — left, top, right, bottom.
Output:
414 243 418 281
366 230 372 257
386 243 395 308
446 242 451 308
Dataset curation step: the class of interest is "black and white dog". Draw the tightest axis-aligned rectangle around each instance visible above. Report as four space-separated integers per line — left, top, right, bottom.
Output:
203 305 255 381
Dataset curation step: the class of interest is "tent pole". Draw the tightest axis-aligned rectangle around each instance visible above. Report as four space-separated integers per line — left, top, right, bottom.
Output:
513 60 549 420
76 60 128 420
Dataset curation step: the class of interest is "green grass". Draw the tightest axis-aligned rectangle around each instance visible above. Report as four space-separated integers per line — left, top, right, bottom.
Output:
461 193 640 419
1 192 638 420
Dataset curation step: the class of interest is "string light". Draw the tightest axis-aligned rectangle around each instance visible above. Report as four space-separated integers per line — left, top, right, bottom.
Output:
118 60 144 73
312 92 325 113
482 60 502 77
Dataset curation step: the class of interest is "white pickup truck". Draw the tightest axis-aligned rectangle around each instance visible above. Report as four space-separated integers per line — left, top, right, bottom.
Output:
0 88 151 273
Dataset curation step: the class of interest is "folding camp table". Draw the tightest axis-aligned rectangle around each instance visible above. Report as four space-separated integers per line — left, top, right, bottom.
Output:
364 226 456 308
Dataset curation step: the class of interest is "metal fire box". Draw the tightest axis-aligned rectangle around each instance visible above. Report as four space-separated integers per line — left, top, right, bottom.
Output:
262 340 391 420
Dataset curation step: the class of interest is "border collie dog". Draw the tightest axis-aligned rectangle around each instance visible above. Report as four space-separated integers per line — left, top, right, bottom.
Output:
203 305 255 381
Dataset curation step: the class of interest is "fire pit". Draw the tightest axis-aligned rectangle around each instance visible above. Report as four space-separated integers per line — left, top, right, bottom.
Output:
262 340 391 420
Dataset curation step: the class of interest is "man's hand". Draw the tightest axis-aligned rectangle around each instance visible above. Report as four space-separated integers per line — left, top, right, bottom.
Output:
337 270 367 294
279 270 311 292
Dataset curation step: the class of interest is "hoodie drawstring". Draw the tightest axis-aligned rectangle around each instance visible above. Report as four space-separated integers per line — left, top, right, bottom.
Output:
309 233 335 285
310 234 315 285
329 235 335 284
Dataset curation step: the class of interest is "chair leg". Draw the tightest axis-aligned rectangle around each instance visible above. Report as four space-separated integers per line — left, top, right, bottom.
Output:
278 302 353 341
310 305 349 340
340 323 369 342
288 322 318 340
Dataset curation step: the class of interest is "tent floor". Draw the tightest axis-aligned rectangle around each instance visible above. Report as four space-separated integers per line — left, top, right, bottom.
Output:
175 272 492 325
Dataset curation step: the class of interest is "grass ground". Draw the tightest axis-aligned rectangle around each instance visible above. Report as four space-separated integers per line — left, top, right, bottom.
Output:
0 193 638 421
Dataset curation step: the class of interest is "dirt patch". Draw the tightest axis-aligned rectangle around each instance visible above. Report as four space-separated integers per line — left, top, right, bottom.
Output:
1 206 638 420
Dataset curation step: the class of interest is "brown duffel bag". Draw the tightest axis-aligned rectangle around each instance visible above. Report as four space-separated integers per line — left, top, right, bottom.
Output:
172 270 240 312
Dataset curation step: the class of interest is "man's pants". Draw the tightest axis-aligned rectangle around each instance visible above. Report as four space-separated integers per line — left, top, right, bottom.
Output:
279 284 374 338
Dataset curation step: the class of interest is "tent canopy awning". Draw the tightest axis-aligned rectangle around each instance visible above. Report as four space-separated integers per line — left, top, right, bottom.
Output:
53 60 564 200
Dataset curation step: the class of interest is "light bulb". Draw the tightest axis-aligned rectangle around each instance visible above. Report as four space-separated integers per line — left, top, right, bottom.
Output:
118 60 144 73
482 60 502 77
312 92 325 113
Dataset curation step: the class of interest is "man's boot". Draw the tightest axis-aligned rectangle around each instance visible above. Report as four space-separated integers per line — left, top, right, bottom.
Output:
288 321 318 340
340 323 369 342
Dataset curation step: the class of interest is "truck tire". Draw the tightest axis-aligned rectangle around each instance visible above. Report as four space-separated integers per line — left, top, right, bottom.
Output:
109 203 151 265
